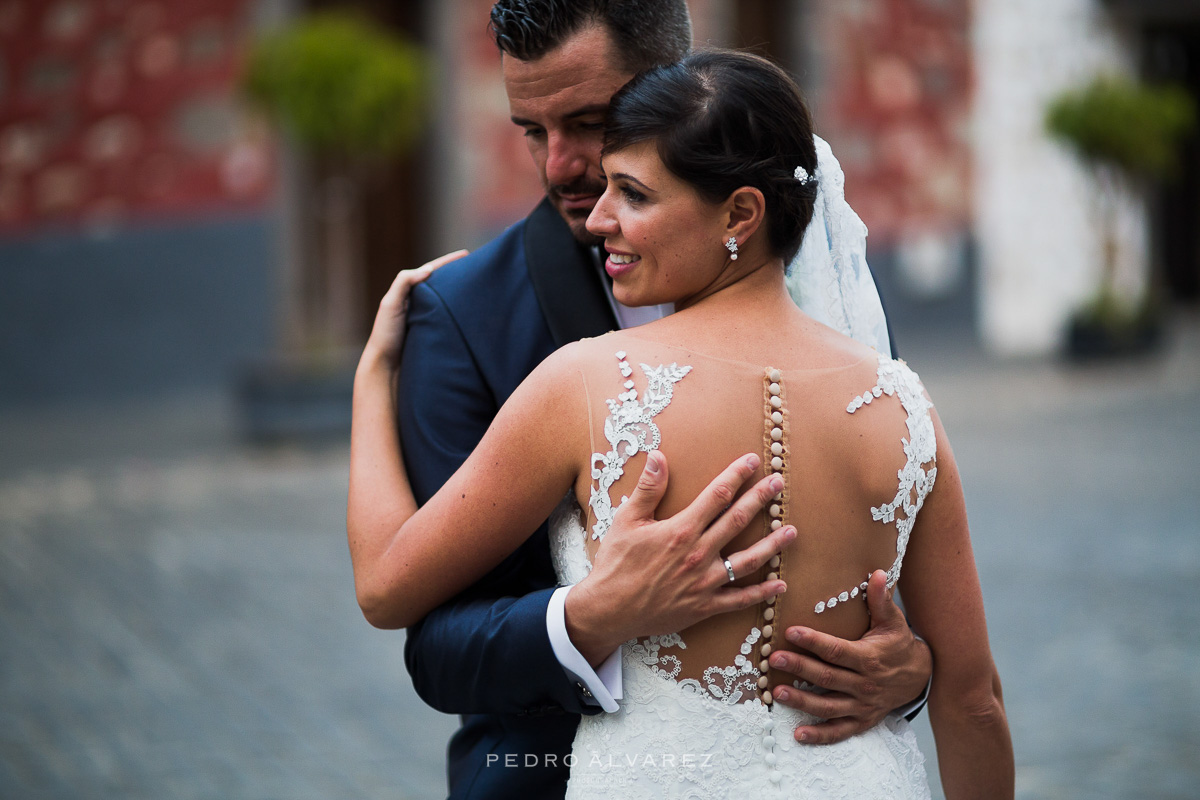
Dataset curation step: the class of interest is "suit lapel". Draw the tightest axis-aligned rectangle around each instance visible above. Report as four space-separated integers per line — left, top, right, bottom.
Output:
525 198 617 347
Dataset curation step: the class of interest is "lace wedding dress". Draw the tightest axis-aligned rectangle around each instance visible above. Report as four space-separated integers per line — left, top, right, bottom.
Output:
550 335 934 799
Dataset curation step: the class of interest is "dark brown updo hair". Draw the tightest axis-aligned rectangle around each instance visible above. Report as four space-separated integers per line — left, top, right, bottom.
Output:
603 49 819 263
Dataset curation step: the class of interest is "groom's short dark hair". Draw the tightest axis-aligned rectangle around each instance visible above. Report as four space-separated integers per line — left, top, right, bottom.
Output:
489 0 691 73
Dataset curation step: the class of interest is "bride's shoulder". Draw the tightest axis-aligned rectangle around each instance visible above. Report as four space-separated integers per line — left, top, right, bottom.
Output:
791 322 936 405
553 330 652 366
529 331 630 387
790 314 882 370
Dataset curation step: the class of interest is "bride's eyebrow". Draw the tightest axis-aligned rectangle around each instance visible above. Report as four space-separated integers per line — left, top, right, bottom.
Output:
612 172 655 193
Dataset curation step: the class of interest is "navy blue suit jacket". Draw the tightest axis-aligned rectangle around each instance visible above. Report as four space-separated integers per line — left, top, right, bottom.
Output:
398 199 617 800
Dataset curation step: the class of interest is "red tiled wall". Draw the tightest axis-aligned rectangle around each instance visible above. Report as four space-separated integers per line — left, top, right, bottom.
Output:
0 0 273 234
813 0 973 244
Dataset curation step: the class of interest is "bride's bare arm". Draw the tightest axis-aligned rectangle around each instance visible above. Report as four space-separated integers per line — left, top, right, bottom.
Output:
350 335 588 630
347 252 586 629
899 409 1013 798
347 256 457 622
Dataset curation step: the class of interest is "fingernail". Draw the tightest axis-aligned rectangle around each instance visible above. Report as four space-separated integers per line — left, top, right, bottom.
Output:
786 628 803 644
783 525 796 541
646 452 660 474
746 454 761 469
769 475 784 492
797 731 810 743
774 687 787 702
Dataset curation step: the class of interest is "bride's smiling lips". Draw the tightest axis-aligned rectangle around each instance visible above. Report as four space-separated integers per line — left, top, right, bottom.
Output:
604 247 640 278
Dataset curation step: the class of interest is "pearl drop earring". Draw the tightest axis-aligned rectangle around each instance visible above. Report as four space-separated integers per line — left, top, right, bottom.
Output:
725 237 738 261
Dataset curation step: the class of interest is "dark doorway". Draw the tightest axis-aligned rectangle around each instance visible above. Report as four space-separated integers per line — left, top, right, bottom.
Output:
1144 24 1200 303
733 0 796 68
1108 0 1200 304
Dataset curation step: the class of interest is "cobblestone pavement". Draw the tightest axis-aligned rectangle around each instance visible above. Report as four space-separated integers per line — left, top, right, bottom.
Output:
2 314 1198 799
0 403 456 800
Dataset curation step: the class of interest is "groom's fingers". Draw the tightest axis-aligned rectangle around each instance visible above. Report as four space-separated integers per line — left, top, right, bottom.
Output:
782 625 865 675
616 450 670 524
691 468 784 552
771 684 873 745
673 454 763 538
768 648 863 699
722 525 796 586
706 524 794 614
710 578 788 616
788 714 865 746
865 569 904 630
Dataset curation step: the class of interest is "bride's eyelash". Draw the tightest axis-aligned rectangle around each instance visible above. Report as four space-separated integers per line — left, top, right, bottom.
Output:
621 186 646 203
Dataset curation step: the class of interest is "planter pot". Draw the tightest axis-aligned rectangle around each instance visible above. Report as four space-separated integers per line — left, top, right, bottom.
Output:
235 354 358 442
1065 315 1162 360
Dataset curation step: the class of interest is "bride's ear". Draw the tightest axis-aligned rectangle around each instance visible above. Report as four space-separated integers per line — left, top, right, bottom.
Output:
723 186 766 246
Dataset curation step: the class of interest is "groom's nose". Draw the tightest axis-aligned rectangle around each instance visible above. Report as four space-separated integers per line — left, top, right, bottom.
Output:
545 132 592 187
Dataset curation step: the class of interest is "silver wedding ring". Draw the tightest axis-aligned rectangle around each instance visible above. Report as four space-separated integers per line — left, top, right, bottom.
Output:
724 559 736 583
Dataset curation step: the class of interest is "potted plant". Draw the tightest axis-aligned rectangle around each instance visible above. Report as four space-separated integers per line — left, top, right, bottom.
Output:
1045 75 1195 358
238 12 429 439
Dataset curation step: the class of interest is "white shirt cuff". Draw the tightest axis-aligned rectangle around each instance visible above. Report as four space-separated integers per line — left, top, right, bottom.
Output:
546 585 622 713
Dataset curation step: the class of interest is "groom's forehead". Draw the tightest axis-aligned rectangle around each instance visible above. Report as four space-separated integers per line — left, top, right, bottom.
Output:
501 24 631 106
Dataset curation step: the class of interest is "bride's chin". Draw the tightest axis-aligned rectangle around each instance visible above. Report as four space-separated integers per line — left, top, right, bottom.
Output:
612 286 649 307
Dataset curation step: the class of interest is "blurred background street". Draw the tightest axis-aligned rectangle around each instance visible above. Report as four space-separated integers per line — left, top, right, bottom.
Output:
2 0 1200 798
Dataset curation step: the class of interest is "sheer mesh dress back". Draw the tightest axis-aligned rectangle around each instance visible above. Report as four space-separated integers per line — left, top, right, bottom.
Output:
551 323 935 798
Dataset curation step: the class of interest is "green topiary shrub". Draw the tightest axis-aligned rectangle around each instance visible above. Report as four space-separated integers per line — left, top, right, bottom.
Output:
1046 75 1195 354
1046 75 1194 180
244 12 429 157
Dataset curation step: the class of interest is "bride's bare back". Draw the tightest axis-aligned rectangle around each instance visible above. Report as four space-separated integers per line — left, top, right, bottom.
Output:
564 305 937 702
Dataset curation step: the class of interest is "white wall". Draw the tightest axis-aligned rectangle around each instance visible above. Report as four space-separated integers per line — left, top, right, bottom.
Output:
974 0 1146 355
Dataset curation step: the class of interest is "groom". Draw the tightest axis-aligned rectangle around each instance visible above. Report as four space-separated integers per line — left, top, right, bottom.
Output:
396 2 933 798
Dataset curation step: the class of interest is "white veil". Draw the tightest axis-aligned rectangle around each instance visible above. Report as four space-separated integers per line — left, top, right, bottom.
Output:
786 136 891 355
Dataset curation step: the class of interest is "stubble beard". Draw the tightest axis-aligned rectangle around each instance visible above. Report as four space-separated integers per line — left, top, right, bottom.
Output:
561 208 604 247
547 177 606 247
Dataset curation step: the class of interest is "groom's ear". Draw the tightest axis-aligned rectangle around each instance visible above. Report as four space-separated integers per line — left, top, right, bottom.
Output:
723 186 766 244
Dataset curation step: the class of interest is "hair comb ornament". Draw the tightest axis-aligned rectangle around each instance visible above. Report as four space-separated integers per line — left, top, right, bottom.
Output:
794 165 818 188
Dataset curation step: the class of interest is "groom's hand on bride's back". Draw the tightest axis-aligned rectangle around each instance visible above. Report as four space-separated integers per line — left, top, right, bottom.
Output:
563 451 795 667
767 570 934 745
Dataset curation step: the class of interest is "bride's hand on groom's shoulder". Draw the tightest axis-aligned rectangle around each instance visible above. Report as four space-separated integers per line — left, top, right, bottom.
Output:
767 571 934 745
362 249 469 370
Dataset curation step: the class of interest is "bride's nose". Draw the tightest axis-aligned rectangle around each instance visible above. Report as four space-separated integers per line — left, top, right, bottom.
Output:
586 188 617 237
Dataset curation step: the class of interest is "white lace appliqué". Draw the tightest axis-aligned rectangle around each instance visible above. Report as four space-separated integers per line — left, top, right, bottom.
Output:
816 355 937 614
588 351 691 542
586 352 767 705
679 627 763 704
549 493 591 585
628 633 686 681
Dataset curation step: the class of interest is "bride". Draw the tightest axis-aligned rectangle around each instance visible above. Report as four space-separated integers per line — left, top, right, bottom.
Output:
348 50 1012 797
